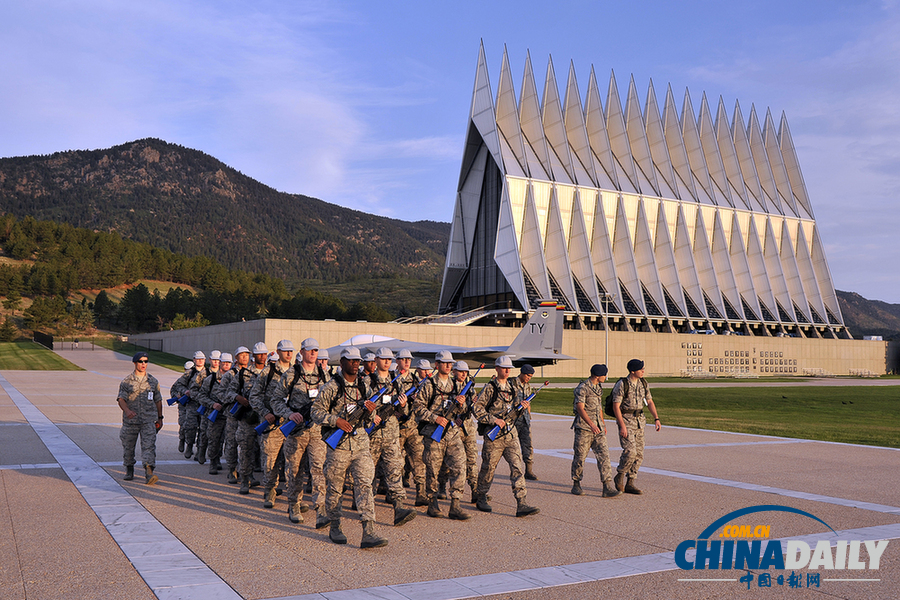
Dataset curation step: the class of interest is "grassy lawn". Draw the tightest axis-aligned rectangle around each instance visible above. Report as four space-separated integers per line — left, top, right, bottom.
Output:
0 341 83 370
532 385 900 449
91 338 186 372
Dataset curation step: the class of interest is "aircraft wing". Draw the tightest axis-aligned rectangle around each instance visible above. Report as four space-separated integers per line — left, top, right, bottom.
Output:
324 300 573 367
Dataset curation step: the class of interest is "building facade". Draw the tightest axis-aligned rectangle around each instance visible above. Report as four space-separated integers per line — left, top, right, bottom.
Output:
439 45 846 343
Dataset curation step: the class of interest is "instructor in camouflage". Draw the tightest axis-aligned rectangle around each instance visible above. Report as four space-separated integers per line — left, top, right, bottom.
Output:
117 352 163 485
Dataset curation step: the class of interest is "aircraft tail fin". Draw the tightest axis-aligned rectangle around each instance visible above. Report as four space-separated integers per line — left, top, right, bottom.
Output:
506 300 566 363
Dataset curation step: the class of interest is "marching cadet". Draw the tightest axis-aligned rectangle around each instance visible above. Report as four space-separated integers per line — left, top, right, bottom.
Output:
196 352 233 475
414 351 470 521
396 350 428 507
196 350 221 465
229 342 268 494
311 346 388 549
174 361 193 453
570 364 620 497
472 355 539 517
117 352 163 485
450 361 480 503
366 347 416 526
219 346 250 483
249 340 293 508
362 353 377 376
269 338 330 527
511 364 538 480
170 350 209 460
317 348 334 378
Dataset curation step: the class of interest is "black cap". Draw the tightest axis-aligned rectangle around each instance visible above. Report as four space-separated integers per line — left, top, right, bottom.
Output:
521 364 535 375
627 358 644 372
590 364 608 377
132 352 149 363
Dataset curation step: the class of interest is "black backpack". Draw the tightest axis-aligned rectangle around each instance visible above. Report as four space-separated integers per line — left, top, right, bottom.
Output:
604 377 649 418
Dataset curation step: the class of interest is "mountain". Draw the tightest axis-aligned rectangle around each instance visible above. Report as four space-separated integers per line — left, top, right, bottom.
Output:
836 290 900 340
0 139 450 284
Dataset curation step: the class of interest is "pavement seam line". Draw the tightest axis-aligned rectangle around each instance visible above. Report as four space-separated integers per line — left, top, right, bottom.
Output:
0 373 242 600
536 449 900 515
268 522 900 600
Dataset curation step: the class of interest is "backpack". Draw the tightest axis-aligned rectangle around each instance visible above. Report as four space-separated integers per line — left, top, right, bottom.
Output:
604 377 649 418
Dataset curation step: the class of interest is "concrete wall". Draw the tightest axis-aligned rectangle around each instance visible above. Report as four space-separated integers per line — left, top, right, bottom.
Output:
130 319 888 378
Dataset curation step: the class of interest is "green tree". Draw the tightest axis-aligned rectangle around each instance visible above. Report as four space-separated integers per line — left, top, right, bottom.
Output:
0 316 17 341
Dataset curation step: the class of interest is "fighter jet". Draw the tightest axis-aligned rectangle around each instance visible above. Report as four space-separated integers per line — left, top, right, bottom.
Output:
326 300 573 366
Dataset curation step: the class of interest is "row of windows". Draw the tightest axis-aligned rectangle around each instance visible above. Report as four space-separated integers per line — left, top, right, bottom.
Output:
711 358 749 365
764 366 798 373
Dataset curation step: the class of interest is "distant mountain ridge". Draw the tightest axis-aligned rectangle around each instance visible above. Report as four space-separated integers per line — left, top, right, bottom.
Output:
0 138 450 284
836 290 900 340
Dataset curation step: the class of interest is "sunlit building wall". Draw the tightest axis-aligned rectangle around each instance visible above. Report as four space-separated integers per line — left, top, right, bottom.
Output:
439 45 847 339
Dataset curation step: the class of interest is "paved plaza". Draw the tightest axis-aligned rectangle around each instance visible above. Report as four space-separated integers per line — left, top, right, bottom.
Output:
0 348 897 599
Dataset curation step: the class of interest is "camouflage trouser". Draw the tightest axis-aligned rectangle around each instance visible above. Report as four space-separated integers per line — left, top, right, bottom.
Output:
617 414 645 477
182 401 201 447
476 431 526 501
237 420 260 480
259 426 285 490
439 424 477 490
198 409 209 457
205 412 227 463
177 402 187 443
283 424 326 509
399 423 425 486
324 431 376 522
424 429 466 500
369 431 406 501
120 419 157 468
572 427 614 483
515 415 533 466
223 415 239 470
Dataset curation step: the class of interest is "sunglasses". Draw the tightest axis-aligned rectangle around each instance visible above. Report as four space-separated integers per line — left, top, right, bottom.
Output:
137 360 149 364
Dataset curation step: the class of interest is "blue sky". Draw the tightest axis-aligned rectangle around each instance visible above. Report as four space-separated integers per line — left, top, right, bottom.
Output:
2 1 899 303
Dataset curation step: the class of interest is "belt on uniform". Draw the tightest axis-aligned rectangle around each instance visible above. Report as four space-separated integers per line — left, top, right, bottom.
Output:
631 410 644 417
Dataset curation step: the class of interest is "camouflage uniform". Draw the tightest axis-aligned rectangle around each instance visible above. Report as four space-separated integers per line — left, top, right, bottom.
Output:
170 365 210 455
511 376 535 474
438 376 479 494
472 378 527 502
612 377 651 478
366 371 410 503
196 371 227 467
217 366 242 476
119 371 162 469
311 375 376 523
249 362 290 495
227 364 264 485
398 371 426 494
415 375 467 501
269 363 329 517
571 379 614 484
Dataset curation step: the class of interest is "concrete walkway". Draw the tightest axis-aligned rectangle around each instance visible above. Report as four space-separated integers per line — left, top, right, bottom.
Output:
0 348 897 599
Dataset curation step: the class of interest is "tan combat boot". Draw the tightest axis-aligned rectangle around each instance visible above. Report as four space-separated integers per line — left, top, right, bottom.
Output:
329 519 347 544
602 480 621 498
448 499 470 521
624 476 643 495
360 520 387 548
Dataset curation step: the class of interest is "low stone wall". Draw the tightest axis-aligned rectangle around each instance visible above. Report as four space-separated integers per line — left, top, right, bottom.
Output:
129 318 888 378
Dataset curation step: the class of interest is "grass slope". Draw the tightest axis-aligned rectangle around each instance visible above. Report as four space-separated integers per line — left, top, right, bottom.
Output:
533 386 900 449
0 341 82 370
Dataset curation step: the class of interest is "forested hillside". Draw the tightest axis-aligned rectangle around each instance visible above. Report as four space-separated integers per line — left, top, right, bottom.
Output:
0 138 450 283
0 214 394 336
